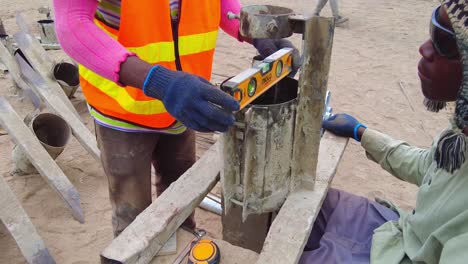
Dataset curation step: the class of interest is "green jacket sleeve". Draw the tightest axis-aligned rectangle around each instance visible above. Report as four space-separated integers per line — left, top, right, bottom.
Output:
361 129 433 186
440 233 468 264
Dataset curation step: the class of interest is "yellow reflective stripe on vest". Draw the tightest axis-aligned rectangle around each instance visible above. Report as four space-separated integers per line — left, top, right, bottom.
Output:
178 30 218 56
94 19 217 63
85 22 217 115
128 42 176 63
79 65 167 115
127 30 218 63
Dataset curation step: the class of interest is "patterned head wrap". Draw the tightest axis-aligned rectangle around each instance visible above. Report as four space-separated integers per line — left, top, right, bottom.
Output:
431 0 468 173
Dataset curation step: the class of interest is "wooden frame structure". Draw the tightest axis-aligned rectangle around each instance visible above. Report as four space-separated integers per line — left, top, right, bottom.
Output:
0 14 97 262
0 169 56 264
100 16 346 264
12 31 101 161
0 6 344 263
0 97 84 223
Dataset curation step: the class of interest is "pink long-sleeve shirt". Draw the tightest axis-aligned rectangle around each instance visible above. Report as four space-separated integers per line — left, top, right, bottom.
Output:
53 0 241 84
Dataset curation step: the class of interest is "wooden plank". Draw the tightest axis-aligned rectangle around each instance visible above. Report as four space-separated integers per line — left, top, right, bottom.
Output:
256 133 348 264
156 233 176 256
101 142 221 264
12 42 100 161
13 27 80 118
0 97 84 223
291 16 335 190
0 175 56 264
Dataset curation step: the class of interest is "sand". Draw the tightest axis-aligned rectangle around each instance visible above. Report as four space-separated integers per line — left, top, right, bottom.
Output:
0 0 447 263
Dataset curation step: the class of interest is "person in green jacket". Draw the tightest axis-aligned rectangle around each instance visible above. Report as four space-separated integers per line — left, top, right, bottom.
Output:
300 0 468 263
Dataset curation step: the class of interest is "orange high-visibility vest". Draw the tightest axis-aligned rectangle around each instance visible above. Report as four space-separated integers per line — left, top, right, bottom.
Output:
79 0 220 128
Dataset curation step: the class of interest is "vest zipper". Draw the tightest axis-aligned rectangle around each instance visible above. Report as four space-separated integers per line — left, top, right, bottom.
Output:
171 0 183 71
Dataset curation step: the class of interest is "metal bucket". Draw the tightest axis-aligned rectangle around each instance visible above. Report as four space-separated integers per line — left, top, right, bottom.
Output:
12 112 72 175
0 18 13 54
221 77 298 221
37 19 58 45
52 62 80 98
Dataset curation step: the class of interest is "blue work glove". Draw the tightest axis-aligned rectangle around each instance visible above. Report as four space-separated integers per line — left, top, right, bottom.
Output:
143 65 240 132
322 113 367 142
252 38 301 76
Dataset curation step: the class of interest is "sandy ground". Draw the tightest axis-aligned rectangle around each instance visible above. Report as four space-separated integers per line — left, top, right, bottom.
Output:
0 0 449 263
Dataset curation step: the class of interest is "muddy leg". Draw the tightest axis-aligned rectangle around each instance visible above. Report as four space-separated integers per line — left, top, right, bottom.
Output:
96 124 159 237
153 129 197 229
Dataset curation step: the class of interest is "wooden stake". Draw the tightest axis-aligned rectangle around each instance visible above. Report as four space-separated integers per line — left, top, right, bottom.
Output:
0 97 84 223
291 16 335 190
0 174 56 264
101 142 221 264
257 133 348 264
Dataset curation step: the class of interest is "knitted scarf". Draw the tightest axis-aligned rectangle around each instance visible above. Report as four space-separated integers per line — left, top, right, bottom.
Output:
431 0 468 173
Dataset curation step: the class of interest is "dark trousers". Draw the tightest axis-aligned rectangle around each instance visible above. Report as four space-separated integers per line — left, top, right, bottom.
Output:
299 189 399 264
95 123 196 236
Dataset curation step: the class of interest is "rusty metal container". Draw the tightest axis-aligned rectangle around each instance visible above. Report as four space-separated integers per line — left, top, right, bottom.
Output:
37 19 58 45
239 5 295 39
12 112 71 175
52 62 80 98
221 77 298 221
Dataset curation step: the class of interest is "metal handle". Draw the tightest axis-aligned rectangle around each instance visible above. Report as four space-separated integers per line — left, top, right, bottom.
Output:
227 11 240 20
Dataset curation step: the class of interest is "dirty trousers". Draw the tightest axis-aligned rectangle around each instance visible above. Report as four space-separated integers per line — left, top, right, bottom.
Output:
95 124 196 236
299 188 399 264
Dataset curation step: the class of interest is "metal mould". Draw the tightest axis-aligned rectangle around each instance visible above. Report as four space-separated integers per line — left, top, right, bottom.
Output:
239 5 295 39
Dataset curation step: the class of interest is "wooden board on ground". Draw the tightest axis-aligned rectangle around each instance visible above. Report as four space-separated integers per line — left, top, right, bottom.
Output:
0 97 84 223
0 172 56 264
256 132 348 264
157 233 176 256
152 229 259 264
101 142 221 264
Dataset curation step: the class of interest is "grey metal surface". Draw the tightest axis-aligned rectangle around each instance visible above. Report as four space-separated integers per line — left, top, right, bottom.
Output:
52 62 80 98
221 77 298 221
239 5 295 39
199 195 222 215
37 20 58 46
12 112 72 175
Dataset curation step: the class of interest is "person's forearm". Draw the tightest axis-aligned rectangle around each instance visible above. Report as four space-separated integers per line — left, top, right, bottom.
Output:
118 56 153 88
53 0 134 85
361 129 433 186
